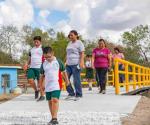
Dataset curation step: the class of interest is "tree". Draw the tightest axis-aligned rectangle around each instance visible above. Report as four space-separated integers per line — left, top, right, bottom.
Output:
0 51 19 64
0 25 22 58
51 32 68 62
23 27 53 47
19 50 29 64
122 25 150 64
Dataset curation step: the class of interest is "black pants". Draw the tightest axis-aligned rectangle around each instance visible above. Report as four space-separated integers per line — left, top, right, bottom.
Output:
96 68 108 90
119 64 124 83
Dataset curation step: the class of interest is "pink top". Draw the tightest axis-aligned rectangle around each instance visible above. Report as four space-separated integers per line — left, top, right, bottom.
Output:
113 53 124 65
113 53 124 59
92 48 111 68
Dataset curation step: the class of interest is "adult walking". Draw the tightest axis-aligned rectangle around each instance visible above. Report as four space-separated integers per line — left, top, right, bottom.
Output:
113 47 125 83
92 39 112 94
66 30 85 100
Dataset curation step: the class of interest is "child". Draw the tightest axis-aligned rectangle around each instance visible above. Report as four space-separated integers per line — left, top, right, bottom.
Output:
85 55 94 91
26 36 45 101
39 46 70 125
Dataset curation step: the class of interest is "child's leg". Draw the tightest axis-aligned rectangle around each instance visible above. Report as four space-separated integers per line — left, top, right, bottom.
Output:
27 69 37 90
38 79 45 96
48 100 52 116
50 90 61 120
88 79 92 91
28 79 37 91
51 98 59 119
89 79 93 88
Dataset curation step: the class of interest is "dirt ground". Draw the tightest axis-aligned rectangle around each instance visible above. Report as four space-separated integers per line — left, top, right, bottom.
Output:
0 94 20 104
122 94 150 125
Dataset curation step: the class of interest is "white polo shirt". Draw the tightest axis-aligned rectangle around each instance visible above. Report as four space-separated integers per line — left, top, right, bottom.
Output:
29 45 43 69
40 57 65 92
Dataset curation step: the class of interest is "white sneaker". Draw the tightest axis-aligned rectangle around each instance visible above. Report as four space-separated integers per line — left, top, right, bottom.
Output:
102 90 106 94
65 95 75 100
74 96 82 101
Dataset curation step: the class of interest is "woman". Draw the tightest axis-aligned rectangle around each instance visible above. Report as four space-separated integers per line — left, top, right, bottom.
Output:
66 30 85 100
92 39 112 94
113 47 125 83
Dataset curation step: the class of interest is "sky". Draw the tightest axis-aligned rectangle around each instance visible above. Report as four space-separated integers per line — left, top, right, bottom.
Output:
0 0 150 43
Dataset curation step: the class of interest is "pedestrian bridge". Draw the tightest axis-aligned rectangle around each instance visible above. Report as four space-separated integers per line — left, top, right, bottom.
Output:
62 58 150 95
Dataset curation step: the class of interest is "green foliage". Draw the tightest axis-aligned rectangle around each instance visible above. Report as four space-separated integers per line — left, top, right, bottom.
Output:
51 32 68 62
122 24 150 66
19 50 29 64
23 27 53 47
0 25 22 58
0 51 19 64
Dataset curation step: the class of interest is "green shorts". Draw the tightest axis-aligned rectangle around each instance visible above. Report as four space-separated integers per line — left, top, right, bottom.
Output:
46 90 61 100
27 68 40 80
85 68 94 79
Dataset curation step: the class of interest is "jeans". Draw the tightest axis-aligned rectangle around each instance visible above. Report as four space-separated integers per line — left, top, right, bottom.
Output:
95 70 99 87
66 65 82 97
119 64 124 83
96 68 108 91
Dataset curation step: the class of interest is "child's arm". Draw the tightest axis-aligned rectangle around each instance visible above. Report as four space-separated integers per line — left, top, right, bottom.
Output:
39 63 45 90
39 74 45 90
62 71 70 86
92 53 95 69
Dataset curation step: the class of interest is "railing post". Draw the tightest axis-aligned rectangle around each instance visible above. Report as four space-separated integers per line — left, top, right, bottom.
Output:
142 68 145 87
125 64 129 93
149 69 150 85
138 67 141 88
147 69 150 85
112 70 114 86
133 66 136 90
146 68 149 86
114 59 120 94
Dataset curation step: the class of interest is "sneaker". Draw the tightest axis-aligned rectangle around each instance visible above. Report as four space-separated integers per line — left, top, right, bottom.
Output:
74 95 82 101
65 95 75 100
99 89 102 93
74 97 80 101
48 118 59 125
35 91 39 99
88 87 92 91
101 90 106 94
37 96 45 101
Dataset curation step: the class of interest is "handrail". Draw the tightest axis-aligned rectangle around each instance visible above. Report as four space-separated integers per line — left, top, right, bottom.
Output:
114 58 150 94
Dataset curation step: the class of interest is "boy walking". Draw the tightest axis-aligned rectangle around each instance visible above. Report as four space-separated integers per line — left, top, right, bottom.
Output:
85 55 94 91
26 36 45 101
40 46 70 125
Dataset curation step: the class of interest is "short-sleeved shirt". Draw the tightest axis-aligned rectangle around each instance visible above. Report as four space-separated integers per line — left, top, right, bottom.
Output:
40 57 65 92
85 60 92 68
29 45 43 68
66 40 85 65
92 48 111 68
113 53 124 64
113 53 124 59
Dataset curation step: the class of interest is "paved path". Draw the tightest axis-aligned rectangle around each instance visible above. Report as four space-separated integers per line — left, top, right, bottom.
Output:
0 87 141 125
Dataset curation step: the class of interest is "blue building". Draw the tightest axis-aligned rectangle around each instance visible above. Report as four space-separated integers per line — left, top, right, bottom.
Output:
0 65 21 94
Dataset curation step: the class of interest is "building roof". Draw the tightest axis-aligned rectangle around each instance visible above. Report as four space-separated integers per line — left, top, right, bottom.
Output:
0 64 22 69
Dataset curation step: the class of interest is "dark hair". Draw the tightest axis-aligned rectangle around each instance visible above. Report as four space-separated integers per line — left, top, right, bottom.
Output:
33 36 41 41
114 47 121 53
98 39 106 47
86 54 92 58
68 30 79 39
43 46 53 54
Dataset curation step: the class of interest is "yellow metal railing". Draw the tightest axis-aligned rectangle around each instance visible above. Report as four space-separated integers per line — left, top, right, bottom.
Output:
107 70 114 86
114 58 150 94
62 59 150 93
62 72 114 91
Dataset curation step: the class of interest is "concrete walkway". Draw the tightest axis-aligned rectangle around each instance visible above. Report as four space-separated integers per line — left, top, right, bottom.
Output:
0 87 141 125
